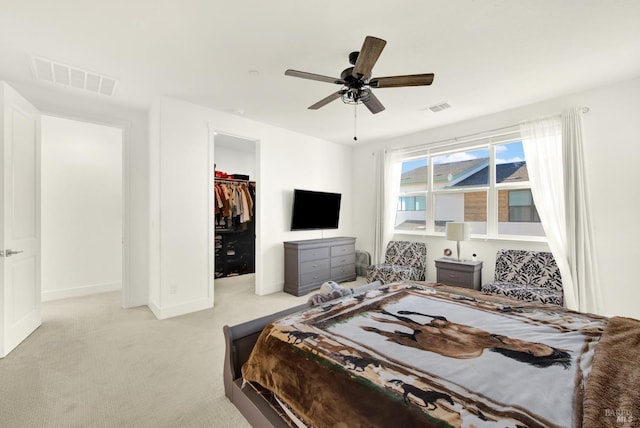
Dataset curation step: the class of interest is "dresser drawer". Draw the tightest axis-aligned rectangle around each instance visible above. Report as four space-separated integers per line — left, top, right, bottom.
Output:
331 244 355 257
299 247 330 262
300 258 330 275
331 264 356 281
331 253 355 268
300 269 330 287
437 268 474 289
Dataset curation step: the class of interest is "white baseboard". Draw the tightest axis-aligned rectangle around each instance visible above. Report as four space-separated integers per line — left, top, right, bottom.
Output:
41 281 122 302
148 299 162 319
148 296 213 320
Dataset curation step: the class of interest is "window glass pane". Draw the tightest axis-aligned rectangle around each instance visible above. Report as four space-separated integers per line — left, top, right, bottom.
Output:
498 189 544 236
397 158 428 231
396 193 426 230
495 141 529 184
434 191 486 233
432 148 490 189
400 158 428 192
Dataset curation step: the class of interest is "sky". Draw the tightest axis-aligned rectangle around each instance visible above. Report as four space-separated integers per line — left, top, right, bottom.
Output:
401 141 525 173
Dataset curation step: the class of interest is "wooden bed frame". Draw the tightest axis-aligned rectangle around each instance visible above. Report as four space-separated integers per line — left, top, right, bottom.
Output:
223 302 307 427
223 281 382 427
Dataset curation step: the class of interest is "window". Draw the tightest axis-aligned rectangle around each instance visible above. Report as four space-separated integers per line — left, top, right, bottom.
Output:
394 134 544 239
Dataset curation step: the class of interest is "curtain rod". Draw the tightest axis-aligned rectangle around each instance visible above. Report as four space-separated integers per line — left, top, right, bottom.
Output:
389 106 589 154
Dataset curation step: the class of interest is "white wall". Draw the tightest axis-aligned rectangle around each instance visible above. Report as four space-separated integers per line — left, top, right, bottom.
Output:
9 81 149 308
11 74 638 319
352 75 640 319
214 133 256 179
41 116 122 300
148 96 353 319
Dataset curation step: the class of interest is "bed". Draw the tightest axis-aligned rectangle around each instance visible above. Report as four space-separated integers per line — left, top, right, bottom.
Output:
223 281 640 427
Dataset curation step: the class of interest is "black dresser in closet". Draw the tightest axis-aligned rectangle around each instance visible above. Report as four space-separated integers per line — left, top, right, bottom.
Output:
214 178 256 279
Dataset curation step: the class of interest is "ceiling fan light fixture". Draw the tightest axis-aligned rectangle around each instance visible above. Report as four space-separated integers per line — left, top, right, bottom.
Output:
340 86 372 105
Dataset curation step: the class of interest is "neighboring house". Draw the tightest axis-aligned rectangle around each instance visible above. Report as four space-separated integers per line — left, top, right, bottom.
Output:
397 160 540 234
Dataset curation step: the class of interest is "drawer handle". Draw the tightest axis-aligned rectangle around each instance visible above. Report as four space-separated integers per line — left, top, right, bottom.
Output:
448 274 458 278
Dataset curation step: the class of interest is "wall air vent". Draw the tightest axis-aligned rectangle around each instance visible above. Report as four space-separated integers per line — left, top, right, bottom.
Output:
31 56 118 97
427 101 451 113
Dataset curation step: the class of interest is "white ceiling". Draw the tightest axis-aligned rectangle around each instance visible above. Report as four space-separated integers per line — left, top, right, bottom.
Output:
1 0 639 145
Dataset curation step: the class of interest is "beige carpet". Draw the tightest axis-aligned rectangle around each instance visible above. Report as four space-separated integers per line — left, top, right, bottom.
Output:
0 275 365 427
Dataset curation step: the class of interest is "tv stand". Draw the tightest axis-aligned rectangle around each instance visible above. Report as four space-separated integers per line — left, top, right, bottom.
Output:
283 237 357 296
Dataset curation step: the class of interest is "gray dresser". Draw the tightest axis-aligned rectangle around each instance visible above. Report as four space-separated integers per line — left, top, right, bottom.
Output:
284 237 357 296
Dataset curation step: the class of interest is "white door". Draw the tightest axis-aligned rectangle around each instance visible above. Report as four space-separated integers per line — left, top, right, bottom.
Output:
1 82 41 358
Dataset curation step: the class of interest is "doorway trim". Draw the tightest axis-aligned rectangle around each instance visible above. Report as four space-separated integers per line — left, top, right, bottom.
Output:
208 126 260 298
40 111 131 308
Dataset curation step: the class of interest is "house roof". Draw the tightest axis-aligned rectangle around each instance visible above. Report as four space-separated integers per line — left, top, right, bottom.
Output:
456 161 530 186
401 160 529 188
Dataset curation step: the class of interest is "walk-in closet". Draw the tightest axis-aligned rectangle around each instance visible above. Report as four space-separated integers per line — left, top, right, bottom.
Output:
213 133 257 280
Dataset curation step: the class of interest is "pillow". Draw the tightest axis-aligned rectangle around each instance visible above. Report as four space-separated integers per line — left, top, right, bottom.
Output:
308 281 354 306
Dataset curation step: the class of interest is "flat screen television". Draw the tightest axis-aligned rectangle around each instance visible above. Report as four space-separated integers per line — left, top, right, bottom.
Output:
290 189 341 231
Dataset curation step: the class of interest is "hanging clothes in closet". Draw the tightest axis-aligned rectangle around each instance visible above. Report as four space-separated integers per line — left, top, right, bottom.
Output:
214 178 256 279
214 180 255 231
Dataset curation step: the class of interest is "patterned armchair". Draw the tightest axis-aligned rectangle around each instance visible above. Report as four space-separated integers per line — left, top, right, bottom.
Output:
366 241 427 284
481 249 564 306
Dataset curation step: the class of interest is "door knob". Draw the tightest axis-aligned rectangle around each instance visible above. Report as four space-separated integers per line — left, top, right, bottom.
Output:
5 249 23 257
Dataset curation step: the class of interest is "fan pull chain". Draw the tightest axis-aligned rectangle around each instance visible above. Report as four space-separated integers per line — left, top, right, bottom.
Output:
353 104 358 141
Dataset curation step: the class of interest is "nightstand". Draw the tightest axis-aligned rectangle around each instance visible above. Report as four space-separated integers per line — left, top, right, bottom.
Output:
435 258 483 290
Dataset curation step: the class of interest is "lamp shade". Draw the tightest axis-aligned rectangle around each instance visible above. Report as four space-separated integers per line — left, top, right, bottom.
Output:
446 222 470 242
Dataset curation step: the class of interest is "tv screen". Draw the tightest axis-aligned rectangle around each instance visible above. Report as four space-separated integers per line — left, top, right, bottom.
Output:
290 189 342 231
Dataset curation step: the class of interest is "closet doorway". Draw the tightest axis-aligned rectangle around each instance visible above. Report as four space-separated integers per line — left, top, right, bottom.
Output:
41 115 123 303
211 132 257 294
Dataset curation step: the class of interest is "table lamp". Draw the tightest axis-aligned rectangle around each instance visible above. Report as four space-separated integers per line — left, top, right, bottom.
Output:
446 222 470 262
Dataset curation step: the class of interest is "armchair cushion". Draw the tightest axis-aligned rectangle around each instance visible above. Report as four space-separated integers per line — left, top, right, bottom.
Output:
482 282 563 306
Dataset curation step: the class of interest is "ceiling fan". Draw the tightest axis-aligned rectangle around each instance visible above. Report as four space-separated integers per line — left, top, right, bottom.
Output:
284 36 435 115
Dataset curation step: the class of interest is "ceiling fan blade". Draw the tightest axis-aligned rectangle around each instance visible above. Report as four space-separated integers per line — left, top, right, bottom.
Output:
285 69 344 85
352 36 387 79
363 92 385 114
308 91 343 110
370 73 435 88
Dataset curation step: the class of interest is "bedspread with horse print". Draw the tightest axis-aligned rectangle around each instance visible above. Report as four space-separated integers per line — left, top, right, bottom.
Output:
242 282 609 427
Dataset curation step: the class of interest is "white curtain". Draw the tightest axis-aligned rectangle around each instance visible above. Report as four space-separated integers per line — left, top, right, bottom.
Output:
561 109 602 313
372 149 402 264
520 109 602 313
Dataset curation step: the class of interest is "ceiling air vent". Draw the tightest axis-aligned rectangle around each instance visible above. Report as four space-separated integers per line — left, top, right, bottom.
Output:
427 101 451 113
31 56 118 97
